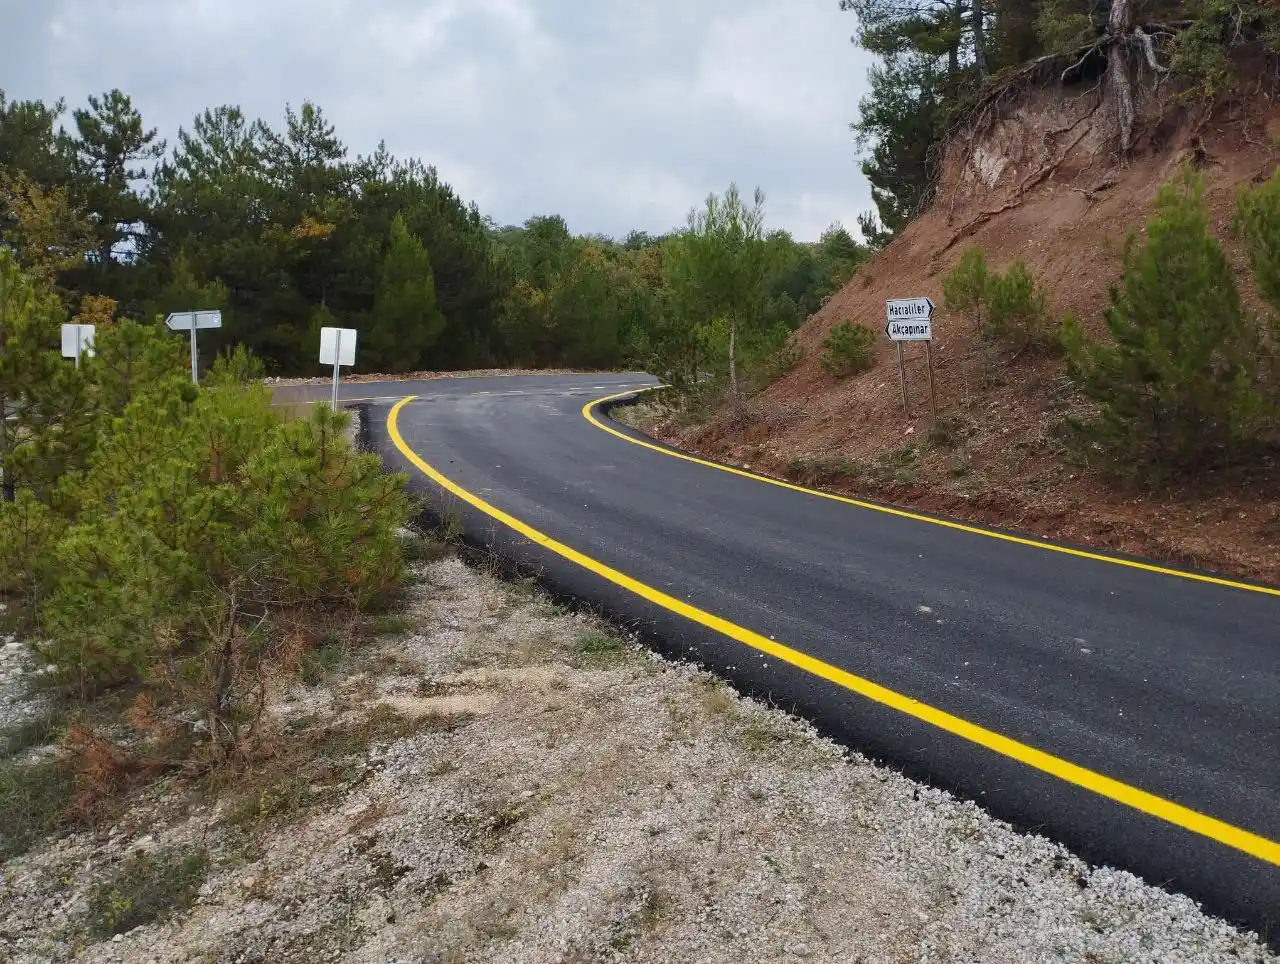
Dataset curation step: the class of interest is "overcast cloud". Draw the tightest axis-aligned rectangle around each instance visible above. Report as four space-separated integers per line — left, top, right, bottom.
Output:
2 0 875 241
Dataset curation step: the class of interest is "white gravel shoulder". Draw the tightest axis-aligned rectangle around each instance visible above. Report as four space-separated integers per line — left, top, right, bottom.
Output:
0 559 1273 964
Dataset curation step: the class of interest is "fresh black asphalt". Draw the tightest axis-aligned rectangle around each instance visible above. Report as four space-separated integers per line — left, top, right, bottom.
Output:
277 372 1280 937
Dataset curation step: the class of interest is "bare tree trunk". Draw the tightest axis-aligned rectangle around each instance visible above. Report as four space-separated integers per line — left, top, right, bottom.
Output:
972 0 987 82
1107 0 1136 154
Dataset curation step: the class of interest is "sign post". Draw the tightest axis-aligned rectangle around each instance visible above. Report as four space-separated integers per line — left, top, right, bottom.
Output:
60 323 96 369
885 297 936 417
925 341 939 417
319 327 358 409
165 310 223 385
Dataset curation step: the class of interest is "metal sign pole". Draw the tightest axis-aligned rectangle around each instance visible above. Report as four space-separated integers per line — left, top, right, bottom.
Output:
896 342 909 414
330 329 342 410
190 322 199 385
74 327 81 370
925 341 938 418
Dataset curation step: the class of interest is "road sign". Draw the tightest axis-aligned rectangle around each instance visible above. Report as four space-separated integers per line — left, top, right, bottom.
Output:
885 298 938 417
166 310 223 384
319 327 357 367
885 297 934 342
319 327 358 408
165 310 222 331
60 324 95 368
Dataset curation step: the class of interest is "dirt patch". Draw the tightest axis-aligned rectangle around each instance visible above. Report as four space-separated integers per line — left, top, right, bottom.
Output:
1 557 1272 962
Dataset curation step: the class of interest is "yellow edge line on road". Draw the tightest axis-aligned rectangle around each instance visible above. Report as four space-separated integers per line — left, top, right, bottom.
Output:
584 389 1280 598
387 395 1279 867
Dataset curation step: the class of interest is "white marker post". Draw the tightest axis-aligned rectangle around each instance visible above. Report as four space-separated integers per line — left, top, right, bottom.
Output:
885 297 937 417
319 327 358 409
165 310 223 385
60 323 96 369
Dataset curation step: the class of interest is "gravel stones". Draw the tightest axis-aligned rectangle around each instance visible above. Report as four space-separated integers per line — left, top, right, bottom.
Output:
0 557 1273 963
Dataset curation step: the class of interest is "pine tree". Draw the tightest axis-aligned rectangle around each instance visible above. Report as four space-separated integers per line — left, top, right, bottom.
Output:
1062 167 1268 475
367 214 446 372
70 90 165 277
0 248 91 499
1234 167 1280 401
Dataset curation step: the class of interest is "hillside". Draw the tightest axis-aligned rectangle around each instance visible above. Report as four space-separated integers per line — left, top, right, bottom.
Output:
634 78 1280 586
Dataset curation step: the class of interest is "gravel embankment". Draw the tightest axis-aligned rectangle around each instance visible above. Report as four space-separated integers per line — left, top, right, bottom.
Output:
0 560 1273 963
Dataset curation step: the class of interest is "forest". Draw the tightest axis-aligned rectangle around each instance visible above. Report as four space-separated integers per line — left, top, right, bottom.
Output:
3 2 1274 391
0 91 868 389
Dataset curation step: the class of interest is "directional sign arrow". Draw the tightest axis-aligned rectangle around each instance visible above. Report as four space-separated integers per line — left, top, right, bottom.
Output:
165 310 222 331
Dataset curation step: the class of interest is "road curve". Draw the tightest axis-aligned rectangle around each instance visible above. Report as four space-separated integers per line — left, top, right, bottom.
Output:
276 373 1279 936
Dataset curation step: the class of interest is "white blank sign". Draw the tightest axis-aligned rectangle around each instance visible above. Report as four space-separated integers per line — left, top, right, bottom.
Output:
319 327 357 367
60 323 96 359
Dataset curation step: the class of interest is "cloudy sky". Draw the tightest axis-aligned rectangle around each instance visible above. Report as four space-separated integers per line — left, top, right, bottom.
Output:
3 1 876 241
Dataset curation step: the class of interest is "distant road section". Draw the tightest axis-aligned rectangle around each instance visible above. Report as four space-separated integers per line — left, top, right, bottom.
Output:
278 373 1280 936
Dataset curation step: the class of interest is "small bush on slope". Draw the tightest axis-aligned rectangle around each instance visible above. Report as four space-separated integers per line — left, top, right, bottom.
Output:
942 248 992 333
944 249 1056 353
988 261 1055 353
821 320 877 378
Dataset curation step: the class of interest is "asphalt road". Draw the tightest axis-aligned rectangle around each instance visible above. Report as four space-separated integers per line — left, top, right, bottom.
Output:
278 372 1280 936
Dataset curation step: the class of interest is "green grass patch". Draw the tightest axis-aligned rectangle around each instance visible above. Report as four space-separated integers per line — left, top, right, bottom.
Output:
372 614 415 636
297 644 345 687
397 529 451 564
873 445 921 485
222 773 317 827
573 628 628 664
85 846 208 938
0 708 68 760
0 757 76 860
734 721 797 755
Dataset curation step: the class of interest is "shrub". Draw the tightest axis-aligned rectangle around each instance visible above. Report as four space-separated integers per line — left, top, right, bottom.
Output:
1061 166 1270 476
1235 166 1280 326
32 385 412 753
1235 168 1280 406
209 343 267 385
820 320 876 378
745 323 803 391
0 491 64 604
0 757 76 861
945 249 1055 352
988 260 1055 352
0 255 414 769
0 251 100 497
87 318 188 416
942 248 991 331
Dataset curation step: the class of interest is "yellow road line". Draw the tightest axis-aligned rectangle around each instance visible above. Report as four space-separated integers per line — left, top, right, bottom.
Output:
387 395 1279 867
584 389 1280 598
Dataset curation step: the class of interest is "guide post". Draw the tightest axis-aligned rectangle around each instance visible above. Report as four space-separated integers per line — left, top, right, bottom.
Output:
60 323 96 370
319 327 358 409
165 310 223 385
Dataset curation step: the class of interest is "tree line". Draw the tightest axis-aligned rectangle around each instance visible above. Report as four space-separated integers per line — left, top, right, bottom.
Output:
0 89 870 386
843 0 1280 242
